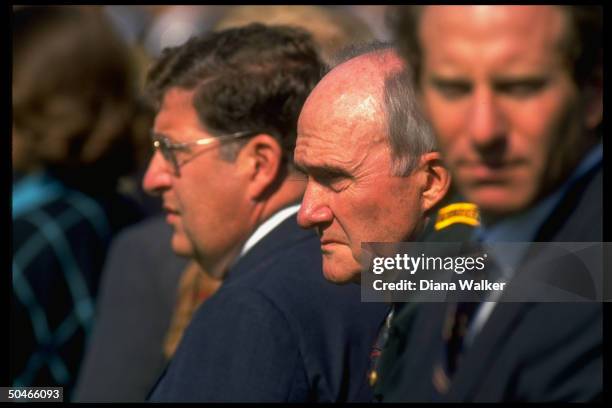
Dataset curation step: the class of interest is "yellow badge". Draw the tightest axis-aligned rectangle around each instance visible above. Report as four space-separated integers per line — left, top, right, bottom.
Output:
434 202 480 231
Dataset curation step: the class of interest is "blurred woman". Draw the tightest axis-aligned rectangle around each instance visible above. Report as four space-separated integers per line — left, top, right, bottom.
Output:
12 6 149 398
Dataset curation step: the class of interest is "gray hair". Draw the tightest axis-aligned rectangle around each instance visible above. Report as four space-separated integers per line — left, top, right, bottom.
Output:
384 68 437 176
328 41 437 176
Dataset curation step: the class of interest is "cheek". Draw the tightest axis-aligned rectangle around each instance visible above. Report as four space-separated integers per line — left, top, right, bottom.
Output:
175 184 207 229
345 189 383 233
508 101 561 146
327 191 376 260
388 183 422 236
345 180 422 243
506 94 577 175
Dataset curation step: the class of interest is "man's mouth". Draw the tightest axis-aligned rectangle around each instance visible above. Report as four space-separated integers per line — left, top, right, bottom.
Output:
320 238 346 251
163 205 180 224
459 159 524 182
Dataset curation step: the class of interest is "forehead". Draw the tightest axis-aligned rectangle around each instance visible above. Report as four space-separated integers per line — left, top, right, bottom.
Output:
295 76 386 172
154 87 206 140
419 6 567 72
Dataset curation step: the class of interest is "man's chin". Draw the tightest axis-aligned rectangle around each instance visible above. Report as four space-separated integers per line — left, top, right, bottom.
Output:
463 184 535 220
171 235 195 258
322 261 361 285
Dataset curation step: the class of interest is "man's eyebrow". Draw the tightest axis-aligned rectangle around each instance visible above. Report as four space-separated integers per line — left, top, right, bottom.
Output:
297 162 351 178
428 75 472 86
293 162 308 174
151 131 176 143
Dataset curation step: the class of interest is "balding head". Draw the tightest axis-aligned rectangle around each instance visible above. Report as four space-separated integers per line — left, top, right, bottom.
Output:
300 47 436 176
321 47 406 92
294 46 449 284
301 49 404 143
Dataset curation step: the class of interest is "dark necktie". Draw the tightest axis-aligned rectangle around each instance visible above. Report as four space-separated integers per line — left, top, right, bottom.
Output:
432 242 490 395
432 301 481 394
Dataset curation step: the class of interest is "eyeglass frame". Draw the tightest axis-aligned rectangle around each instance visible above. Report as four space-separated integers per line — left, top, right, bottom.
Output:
152 130 256 176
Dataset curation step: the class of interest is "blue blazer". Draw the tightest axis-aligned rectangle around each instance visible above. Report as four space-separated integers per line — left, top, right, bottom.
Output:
149 215 390 402
376 165 603 402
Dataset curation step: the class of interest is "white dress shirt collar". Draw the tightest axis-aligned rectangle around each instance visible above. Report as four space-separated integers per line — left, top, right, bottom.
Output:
239 204 301 258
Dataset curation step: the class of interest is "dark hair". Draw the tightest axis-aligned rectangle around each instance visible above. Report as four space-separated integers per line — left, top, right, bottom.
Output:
560 6 603 87
12 6 146 190
387 5 603 89
146 23 325 164
327 42 437 176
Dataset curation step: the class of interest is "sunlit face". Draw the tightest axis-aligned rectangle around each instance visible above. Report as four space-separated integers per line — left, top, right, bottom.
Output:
418 6 600 219
142 88 251 273
295 62 429 284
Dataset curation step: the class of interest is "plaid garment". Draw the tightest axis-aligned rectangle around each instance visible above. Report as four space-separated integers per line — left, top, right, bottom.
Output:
11 173 140 399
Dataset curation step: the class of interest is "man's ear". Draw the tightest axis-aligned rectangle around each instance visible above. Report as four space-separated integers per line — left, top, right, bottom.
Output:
418 151 450 214
237 133 283 200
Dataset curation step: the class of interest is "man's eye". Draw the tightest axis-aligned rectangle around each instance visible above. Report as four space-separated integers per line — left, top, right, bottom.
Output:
431 80 472 99
169 143 190 153
320 174 349 192
289 168 309 182
495 79 547 98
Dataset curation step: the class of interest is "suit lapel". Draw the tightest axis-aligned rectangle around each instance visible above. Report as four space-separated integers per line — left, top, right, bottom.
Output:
446 301 532 400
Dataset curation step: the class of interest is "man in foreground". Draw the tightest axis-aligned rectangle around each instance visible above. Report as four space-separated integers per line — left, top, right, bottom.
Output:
142 24 388 401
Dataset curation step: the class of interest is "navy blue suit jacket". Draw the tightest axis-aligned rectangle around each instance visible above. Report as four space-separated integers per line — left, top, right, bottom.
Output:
149 215 390 402
376 165 602 402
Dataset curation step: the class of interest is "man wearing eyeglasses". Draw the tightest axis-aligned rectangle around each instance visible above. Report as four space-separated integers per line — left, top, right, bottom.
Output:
141 24 388 402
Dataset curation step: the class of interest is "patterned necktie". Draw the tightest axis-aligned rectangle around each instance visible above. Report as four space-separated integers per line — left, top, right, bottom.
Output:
368 307 395 387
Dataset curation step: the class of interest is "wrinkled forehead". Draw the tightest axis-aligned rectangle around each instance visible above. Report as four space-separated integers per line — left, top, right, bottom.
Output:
294 127 389 179
295 97 388 178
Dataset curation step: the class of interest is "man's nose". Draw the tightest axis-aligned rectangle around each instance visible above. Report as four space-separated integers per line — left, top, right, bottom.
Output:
297 182 333 229
468 87 507 148
142 151 173 196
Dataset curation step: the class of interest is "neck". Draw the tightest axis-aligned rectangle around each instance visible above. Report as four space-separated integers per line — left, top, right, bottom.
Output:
250 176 305 229
199 177 305 279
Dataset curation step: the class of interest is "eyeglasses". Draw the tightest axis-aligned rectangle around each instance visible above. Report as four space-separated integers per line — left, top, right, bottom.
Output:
152 130 255 176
